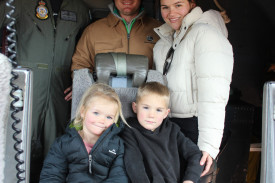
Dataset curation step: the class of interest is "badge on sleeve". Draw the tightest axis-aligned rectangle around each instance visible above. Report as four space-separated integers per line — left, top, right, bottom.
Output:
35 0 49 20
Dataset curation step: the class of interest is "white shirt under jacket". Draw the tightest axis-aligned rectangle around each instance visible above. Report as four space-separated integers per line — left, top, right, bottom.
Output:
153 7 234 159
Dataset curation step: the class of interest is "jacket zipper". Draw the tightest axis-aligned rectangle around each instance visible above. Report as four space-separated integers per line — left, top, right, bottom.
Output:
123 19 136 53
88 154 92 174
127 33 130 53
88 129 112 174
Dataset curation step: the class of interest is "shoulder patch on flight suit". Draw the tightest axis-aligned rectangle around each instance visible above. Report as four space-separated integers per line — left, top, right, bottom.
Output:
35 0 49 20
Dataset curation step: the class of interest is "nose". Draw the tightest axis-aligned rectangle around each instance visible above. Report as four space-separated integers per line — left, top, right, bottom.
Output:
168 6 176 16
97 115 106 124
148 109 155 118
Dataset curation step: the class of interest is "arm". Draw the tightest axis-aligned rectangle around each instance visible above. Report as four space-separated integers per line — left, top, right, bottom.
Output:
195 25 234 159
39 139 68 183
178 131 204 183
120 128 151 183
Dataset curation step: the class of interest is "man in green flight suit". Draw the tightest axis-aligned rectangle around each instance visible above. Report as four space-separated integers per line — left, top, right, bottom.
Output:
0 0 91 182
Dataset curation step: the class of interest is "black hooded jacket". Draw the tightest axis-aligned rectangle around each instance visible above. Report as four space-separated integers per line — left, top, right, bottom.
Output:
121 117 203 183
40 122 128 183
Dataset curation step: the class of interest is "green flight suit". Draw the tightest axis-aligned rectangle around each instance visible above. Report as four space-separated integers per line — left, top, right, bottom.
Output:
0 0 90 158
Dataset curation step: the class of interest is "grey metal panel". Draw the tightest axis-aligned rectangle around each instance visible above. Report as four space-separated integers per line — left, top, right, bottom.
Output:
4 68 33 183
261 82 275 183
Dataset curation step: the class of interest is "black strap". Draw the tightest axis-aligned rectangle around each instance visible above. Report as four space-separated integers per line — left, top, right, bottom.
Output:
163 47 174 75
162 25 193 75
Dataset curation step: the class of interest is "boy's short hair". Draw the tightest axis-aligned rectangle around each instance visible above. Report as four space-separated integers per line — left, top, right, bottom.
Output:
136 82 170 107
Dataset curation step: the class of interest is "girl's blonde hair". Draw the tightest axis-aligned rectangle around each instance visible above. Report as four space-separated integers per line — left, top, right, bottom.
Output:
73 83 127 128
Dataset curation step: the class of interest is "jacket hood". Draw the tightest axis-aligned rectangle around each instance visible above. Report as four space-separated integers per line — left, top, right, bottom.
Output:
196 9 228 38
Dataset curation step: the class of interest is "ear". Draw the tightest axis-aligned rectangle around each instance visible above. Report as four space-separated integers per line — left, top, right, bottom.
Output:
163 108 170 119
190 0 196 9
132 102 137 113
80 107 85 119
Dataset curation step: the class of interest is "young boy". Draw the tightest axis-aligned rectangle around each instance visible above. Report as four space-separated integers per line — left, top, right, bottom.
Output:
121 82 203 183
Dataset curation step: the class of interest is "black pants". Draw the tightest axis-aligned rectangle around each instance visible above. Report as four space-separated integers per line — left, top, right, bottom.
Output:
170 117 199 144
170 117 217 183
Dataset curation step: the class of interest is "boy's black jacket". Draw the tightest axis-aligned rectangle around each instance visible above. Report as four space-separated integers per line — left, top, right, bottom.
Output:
121 117 203 183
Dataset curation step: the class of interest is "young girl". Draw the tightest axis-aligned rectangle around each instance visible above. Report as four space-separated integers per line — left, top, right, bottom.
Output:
40 83 129 183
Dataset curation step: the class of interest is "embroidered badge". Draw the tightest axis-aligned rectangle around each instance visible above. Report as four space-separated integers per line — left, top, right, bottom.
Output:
61 11 77 22
35 0 49 20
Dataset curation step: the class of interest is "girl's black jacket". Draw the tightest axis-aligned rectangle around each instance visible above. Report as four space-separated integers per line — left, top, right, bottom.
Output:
39 122 128 183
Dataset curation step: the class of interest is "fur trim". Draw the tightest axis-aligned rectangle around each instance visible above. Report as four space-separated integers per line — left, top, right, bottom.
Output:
0 53 12 183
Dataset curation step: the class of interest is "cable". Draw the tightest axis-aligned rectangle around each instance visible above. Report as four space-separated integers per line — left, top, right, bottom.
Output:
6 0 26 182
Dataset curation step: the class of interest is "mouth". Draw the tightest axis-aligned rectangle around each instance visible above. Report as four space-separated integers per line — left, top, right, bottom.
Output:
122 1 132 5
93 123 106 129
169 17 180 23
145 120 155 124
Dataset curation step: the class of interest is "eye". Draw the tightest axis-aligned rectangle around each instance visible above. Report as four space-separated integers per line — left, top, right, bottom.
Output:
157 109 163 112
93 112 99 115
143 106 149 110
175 4 182 8
161 6 168 10
107 116 113 120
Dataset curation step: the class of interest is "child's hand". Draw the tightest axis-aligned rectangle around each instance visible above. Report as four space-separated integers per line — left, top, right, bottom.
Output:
183 181 193 183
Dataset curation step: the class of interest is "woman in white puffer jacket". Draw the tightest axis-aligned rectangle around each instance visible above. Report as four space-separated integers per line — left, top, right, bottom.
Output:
153 0 234 176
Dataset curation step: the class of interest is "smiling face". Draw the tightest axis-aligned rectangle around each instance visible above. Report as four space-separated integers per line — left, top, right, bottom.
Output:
81 96 118 138
160 0 196 32
133 93 170 131
114 0 141 22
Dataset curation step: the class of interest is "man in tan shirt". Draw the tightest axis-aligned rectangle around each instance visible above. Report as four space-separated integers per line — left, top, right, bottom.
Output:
65 0 162 100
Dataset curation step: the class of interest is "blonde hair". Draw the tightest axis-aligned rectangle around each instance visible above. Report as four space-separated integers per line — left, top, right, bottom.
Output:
73 83 127 128
136 82 170 107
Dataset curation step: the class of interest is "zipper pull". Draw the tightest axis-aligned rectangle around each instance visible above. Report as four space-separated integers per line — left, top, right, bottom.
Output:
65 34 71 41
88 154 92 174
127 33 130 39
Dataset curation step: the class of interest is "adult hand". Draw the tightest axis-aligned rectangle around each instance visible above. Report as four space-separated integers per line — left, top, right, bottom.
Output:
64 86 72 101
200 151 213 177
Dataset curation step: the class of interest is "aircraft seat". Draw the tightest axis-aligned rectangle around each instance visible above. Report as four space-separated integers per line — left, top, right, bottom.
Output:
71 52 167 120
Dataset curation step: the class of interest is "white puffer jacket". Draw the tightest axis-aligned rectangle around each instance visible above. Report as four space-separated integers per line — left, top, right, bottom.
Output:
153 7 234 159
